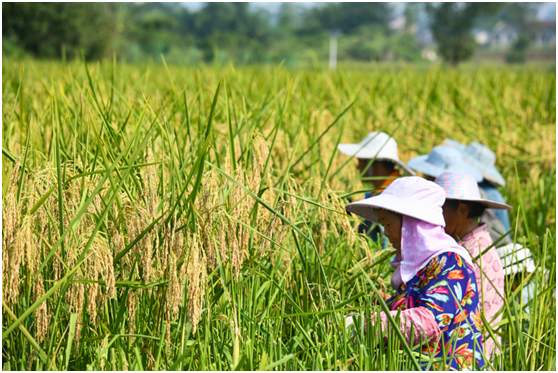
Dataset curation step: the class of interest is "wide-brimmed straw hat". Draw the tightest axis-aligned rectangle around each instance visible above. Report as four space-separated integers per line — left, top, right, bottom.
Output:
435 171 511 209
337 131 414 175
407 145 483 181
346 176 446 226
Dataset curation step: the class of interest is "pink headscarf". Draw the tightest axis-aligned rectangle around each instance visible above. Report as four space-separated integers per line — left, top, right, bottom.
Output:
390 215 473 289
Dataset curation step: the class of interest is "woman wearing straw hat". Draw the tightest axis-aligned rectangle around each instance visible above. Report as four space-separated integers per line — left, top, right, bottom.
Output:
338 132 413 247
338 131 414 192
435 171 509 358
440 139 511 243
441 139 537 310
345 177 484 369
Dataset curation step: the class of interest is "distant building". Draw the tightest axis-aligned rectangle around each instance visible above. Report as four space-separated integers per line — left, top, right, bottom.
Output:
474 20 555 49
421 48 437 61
474 22 517 48
389 15 405 31
528 20 556 47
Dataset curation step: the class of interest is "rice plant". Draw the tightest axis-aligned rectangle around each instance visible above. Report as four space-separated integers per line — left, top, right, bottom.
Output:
2 58 555 370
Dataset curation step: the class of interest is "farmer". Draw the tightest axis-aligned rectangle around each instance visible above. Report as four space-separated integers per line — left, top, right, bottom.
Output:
442 139 537 310
435 171 509 357
441 140 511 243
338 131 414 247
346 177 485 369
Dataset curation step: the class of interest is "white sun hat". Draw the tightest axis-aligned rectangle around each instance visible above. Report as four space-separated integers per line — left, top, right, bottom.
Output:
337 131 414 174
346 176 446 226
407 145 483 181
434 171 511 209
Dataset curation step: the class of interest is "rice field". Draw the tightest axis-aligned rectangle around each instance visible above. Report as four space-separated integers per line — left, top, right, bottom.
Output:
2 58 556 370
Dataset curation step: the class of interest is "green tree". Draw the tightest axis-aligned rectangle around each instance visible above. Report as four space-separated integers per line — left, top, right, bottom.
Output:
120 3 190 60
403 3 422 34
277 3 300 32
303 3 392 34
2 3 118 60
192 3 272 63
500 3 538 64
506 35 530 64
427 3 501 65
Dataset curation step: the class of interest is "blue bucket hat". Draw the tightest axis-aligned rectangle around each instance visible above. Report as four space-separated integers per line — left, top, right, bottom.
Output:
407 145 483 181
442 140 506 187
460 142 506 187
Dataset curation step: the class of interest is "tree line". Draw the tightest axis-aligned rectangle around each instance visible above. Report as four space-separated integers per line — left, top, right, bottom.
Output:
2 2 544 65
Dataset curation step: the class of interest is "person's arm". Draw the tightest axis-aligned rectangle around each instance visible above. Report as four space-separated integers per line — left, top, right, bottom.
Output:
372 253 479 346
375 306 440 344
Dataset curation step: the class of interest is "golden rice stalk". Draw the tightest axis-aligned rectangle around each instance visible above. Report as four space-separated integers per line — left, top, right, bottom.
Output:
164 239 182 345
2 166 20 306
186 234 207 334
193 167 225 270
251 132 268 186
166 250 181 320
127 291 138 335
33 277 49 342
145 350 156 370
68 283 85 345
129 209 154 283
85 235 116 321
24 224 41 274
98 336 109 370
98 236 116 301
4 214 33 307
86 282 100 322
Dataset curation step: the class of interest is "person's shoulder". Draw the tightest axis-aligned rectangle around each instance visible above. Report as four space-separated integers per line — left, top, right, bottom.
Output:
429 251 460 264
461 223 493 247
428 251 475 275
475 223 494 245
440 252 478 283
417 252 452 282
414 252 474 290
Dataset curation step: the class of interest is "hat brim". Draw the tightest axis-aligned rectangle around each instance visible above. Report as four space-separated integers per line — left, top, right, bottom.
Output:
480 168 506 187
338 144 415 175
346 193 445 226
407 155 444 178
408 156 483 182
446 197 511 210
461 154 506 186
442 139 466 150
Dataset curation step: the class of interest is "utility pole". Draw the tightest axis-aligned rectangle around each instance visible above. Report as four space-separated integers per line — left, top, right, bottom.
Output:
329 31 339 69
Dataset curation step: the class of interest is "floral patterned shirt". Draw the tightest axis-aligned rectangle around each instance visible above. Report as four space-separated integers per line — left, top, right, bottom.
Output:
385 252 485 370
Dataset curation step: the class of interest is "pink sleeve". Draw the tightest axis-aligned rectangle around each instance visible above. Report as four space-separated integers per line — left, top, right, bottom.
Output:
373 306 441 344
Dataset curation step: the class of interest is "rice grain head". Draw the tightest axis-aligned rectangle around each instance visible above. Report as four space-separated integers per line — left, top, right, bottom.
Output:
186 234 207 334
127 291 138 336
34 277 49 342
2 166 22 307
